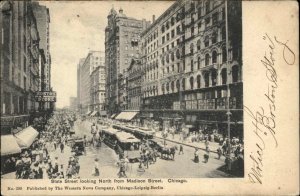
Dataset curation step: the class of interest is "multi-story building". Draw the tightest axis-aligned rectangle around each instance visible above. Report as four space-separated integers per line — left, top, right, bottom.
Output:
77 58 85 113
32 2 53 111
140 0 242 138
105 8 150 116
127 57 142 111
0 1 41 134
77 51 104 114
90 52 106 116
69 97 77 111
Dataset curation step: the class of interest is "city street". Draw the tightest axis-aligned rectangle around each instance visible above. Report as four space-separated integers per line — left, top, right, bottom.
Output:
51 120 232 178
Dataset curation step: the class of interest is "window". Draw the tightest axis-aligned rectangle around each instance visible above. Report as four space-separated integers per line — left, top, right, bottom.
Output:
198 6 202 19
162 36 165 44
166 21 170 29
162 48 165 53
166 54 169 63
191 26 194 36
171 42 174 48
162 84 165 94
167 66 169 73
212 12 218 25
212 51 218 63
221 68 227 85
197 75 201 88
197 39 201 50
176 25 181 35
166 82 169 92
222 27 226 41
205 17 210 27
177 63 180 72
166 33 170 41
198 22 201 32
205 1 210 13
191 60 194 72
171 17 175 26
191 2 195 11
171 52 175 61
204 36 209 47
204 72 209 87
176 49 180 59
222 47 227 63
182 78 186 90
190 43 194 54
176 80 180 91
171 30 175 38
171 81 175 92
190 77 194 90
232 65 239 82
161 25 165 33
212 32 217 44
197 57 201 69
205 54 210 66
177 38 180 45
211 70 217 86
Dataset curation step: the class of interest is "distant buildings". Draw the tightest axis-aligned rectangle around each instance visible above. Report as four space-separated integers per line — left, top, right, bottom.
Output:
69 97 78 111
105 8 150 116
0 1 53 134
77 51 105 115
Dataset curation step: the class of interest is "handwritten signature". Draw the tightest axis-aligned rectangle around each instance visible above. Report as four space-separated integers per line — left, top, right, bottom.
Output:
245 33 295 184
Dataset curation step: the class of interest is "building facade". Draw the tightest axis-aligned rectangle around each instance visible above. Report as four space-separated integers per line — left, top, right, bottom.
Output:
77 51 104 114
0 1 41 134
69 97 77 111
105 8 150 116
140 0 242 138
90 52 106 114
32 2 53 111
127 58 142 111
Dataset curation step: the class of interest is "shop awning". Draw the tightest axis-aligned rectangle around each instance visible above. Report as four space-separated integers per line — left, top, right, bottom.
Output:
99 111 107 116
1 135 22 156
115 112 138 121
14 126 39 149
90 111 98 117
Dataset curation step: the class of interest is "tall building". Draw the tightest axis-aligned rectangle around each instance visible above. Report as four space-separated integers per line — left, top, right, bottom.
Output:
140 0 243 138
77 51 104 114
90 52 106 115
32 2 53 111
127 57 142 111
0 1 40 134
105 7 150 116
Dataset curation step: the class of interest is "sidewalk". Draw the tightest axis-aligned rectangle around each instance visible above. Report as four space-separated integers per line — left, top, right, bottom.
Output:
153 132 220 154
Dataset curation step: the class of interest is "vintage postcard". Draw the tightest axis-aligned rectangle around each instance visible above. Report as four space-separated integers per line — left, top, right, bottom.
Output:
0 0 298 195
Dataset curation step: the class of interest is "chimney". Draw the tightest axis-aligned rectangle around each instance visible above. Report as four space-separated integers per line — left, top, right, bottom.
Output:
152 15 155 23
119 7 123 14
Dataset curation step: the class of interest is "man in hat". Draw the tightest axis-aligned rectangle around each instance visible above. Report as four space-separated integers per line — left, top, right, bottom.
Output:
60 142 64 153
94 158 100 176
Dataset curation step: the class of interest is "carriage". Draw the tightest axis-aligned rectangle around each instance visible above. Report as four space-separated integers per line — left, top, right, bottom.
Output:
70 138 85 155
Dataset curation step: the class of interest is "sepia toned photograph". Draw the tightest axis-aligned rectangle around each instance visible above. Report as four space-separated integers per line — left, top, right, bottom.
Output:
1 0 243 181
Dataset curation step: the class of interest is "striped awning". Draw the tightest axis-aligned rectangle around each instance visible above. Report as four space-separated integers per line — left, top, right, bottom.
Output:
115 112 138 121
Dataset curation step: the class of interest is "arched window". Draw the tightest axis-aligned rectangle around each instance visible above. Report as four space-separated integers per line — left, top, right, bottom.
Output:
161 84 165 94
190 43 194 54
211 69 217 86
205 53 210 66
171 81 175 92
197 57 201 69
204 72 209 87
182 78 186 90
191 59 194 72
176 49 180 59
190 77 194 90
212 50 218 63
197 39 201 50
221 68 227 85
222 47 227 63
176 80 180 91
232 65 239 82
197 75 201 88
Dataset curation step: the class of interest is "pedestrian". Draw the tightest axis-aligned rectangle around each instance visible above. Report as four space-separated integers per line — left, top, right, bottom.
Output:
94 158 100 176
53 140 57 150
124 156 129 171
118 159 127 178
60 142 64 153
179 144 184 155
217 146 222 159
204 148 210 163
194 148 199 163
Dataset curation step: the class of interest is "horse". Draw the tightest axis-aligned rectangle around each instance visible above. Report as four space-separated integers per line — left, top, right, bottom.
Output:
160 146 177 160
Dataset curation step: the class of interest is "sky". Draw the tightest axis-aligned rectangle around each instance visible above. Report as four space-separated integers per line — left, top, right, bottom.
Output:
40 1 173 109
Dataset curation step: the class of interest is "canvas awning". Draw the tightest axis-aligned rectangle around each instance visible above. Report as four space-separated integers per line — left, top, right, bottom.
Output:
14 126 39 149
115 112 138 121
90 111 98 116
1 135 22 156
